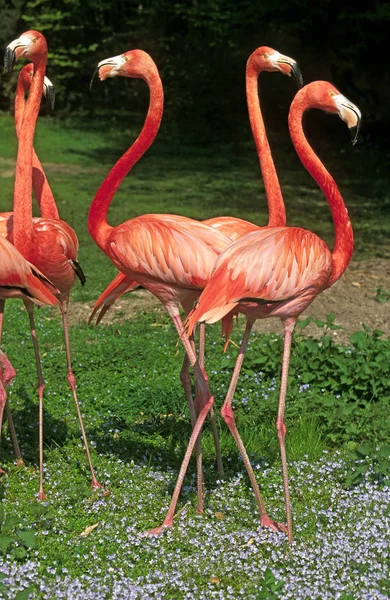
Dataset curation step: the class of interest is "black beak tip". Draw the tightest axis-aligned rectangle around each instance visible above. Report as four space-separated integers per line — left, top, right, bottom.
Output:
89 65 100 92
45 85 55 112
291 63 304 89
349 123 360 146
3 47 16 75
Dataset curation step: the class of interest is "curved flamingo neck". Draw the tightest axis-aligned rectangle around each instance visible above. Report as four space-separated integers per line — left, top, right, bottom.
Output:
13 55 47 255
289 98 353 286
246 56 286 227
88 70 164 251
15 70 59 221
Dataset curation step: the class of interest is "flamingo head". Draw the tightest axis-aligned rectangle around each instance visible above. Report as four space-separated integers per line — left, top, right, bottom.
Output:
249 46 303 88
19 63 55 112
4 30 47 74
90 50 158 90
298 81 362 145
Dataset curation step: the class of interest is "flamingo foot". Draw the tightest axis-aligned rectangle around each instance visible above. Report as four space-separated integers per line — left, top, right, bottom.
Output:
37 490 47 501
260 514 288 534
15 459 24 467
91 478 103 489
0 467 6 475
143 522 172 536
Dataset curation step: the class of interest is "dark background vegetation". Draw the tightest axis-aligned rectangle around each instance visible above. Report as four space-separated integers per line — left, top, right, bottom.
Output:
0 0 389 145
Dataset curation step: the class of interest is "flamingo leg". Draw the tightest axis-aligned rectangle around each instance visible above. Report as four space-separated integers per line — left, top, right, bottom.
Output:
276 318 296 544
179 351 204 513
60 307 101 489
24 301 46 500
0 300 22 464
146 312 214 534
198 322 224 478
0 351 12 439
220 319 287 534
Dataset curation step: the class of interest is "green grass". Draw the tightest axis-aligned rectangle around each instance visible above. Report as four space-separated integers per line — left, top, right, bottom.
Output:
0 304 389 598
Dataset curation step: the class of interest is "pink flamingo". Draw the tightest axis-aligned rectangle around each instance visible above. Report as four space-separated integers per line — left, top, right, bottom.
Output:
0 64 57 462
4 30 100 498
88 48 302 516
183 81 361 543
89 46 302 322
0 235 60 463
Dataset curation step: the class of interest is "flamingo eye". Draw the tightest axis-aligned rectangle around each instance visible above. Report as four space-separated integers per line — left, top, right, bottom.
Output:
31 37 37 42
124 56 129 62
263 53 269 59
329 91 336 97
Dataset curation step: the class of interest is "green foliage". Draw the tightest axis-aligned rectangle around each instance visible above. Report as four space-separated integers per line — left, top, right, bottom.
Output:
0 0 388 141
345 442 390 488
218 320 390 454
0 510 37 560
374 287 390 303
256 568 284 599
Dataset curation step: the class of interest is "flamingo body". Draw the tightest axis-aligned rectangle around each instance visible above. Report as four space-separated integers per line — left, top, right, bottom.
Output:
187 227 332 329
203 216 261 241
0 236 59 306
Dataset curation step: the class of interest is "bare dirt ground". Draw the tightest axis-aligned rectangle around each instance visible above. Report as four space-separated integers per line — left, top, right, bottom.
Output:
70 259 390 345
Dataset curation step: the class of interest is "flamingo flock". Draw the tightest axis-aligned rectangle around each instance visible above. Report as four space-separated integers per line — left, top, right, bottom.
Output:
0 30 361 544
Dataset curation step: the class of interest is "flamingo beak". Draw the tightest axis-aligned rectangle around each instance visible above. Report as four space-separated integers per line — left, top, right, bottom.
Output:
43 76 55 112
271 51 304 89
89 65 100 92
334 94 362 146
4 37 29 75
90 55 126 91
290 62 304 89
349 121 360 146
4 46 16 75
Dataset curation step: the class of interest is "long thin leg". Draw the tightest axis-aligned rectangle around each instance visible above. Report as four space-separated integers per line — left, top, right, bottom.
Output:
24 301 46 500
276 318 296 544
5 403 23 465
0 350 12 440
146 311 214 534
220 320 287 534
198 322 224 478
0 300 22 463
60 307 101 488
180 352 203 513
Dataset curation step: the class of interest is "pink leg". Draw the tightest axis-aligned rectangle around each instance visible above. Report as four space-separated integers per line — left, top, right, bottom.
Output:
276 318 296 544
198 322 224 478
61 307 101 488
180 351 204 513
0 300 21 463
24 302 46 501
145 311 214 534
220 320 287 534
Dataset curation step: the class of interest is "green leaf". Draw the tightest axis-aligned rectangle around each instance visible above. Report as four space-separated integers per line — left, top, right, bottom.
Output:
17 531 37 549
2 516 19 533
0 534 14 553
15 585 35 600
12 547 27 560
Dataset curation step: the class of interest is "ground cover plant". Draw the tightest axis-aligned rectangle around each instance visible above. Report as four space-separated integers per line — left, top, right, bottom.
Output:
0 114 389 598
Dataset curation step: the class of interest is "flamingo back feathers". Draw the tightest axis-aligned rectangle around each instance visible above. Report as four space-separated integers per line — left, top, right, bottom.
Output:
0 237 59 306
186 227 332 335
203 216 260 241
108 216 230 291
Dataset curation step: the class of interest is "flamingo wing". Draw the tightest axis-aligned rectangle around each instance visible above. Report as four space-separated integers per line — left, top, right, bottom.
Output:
108 217 228 290
89 271 140 325
0 237 59 306
187 227 332 330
